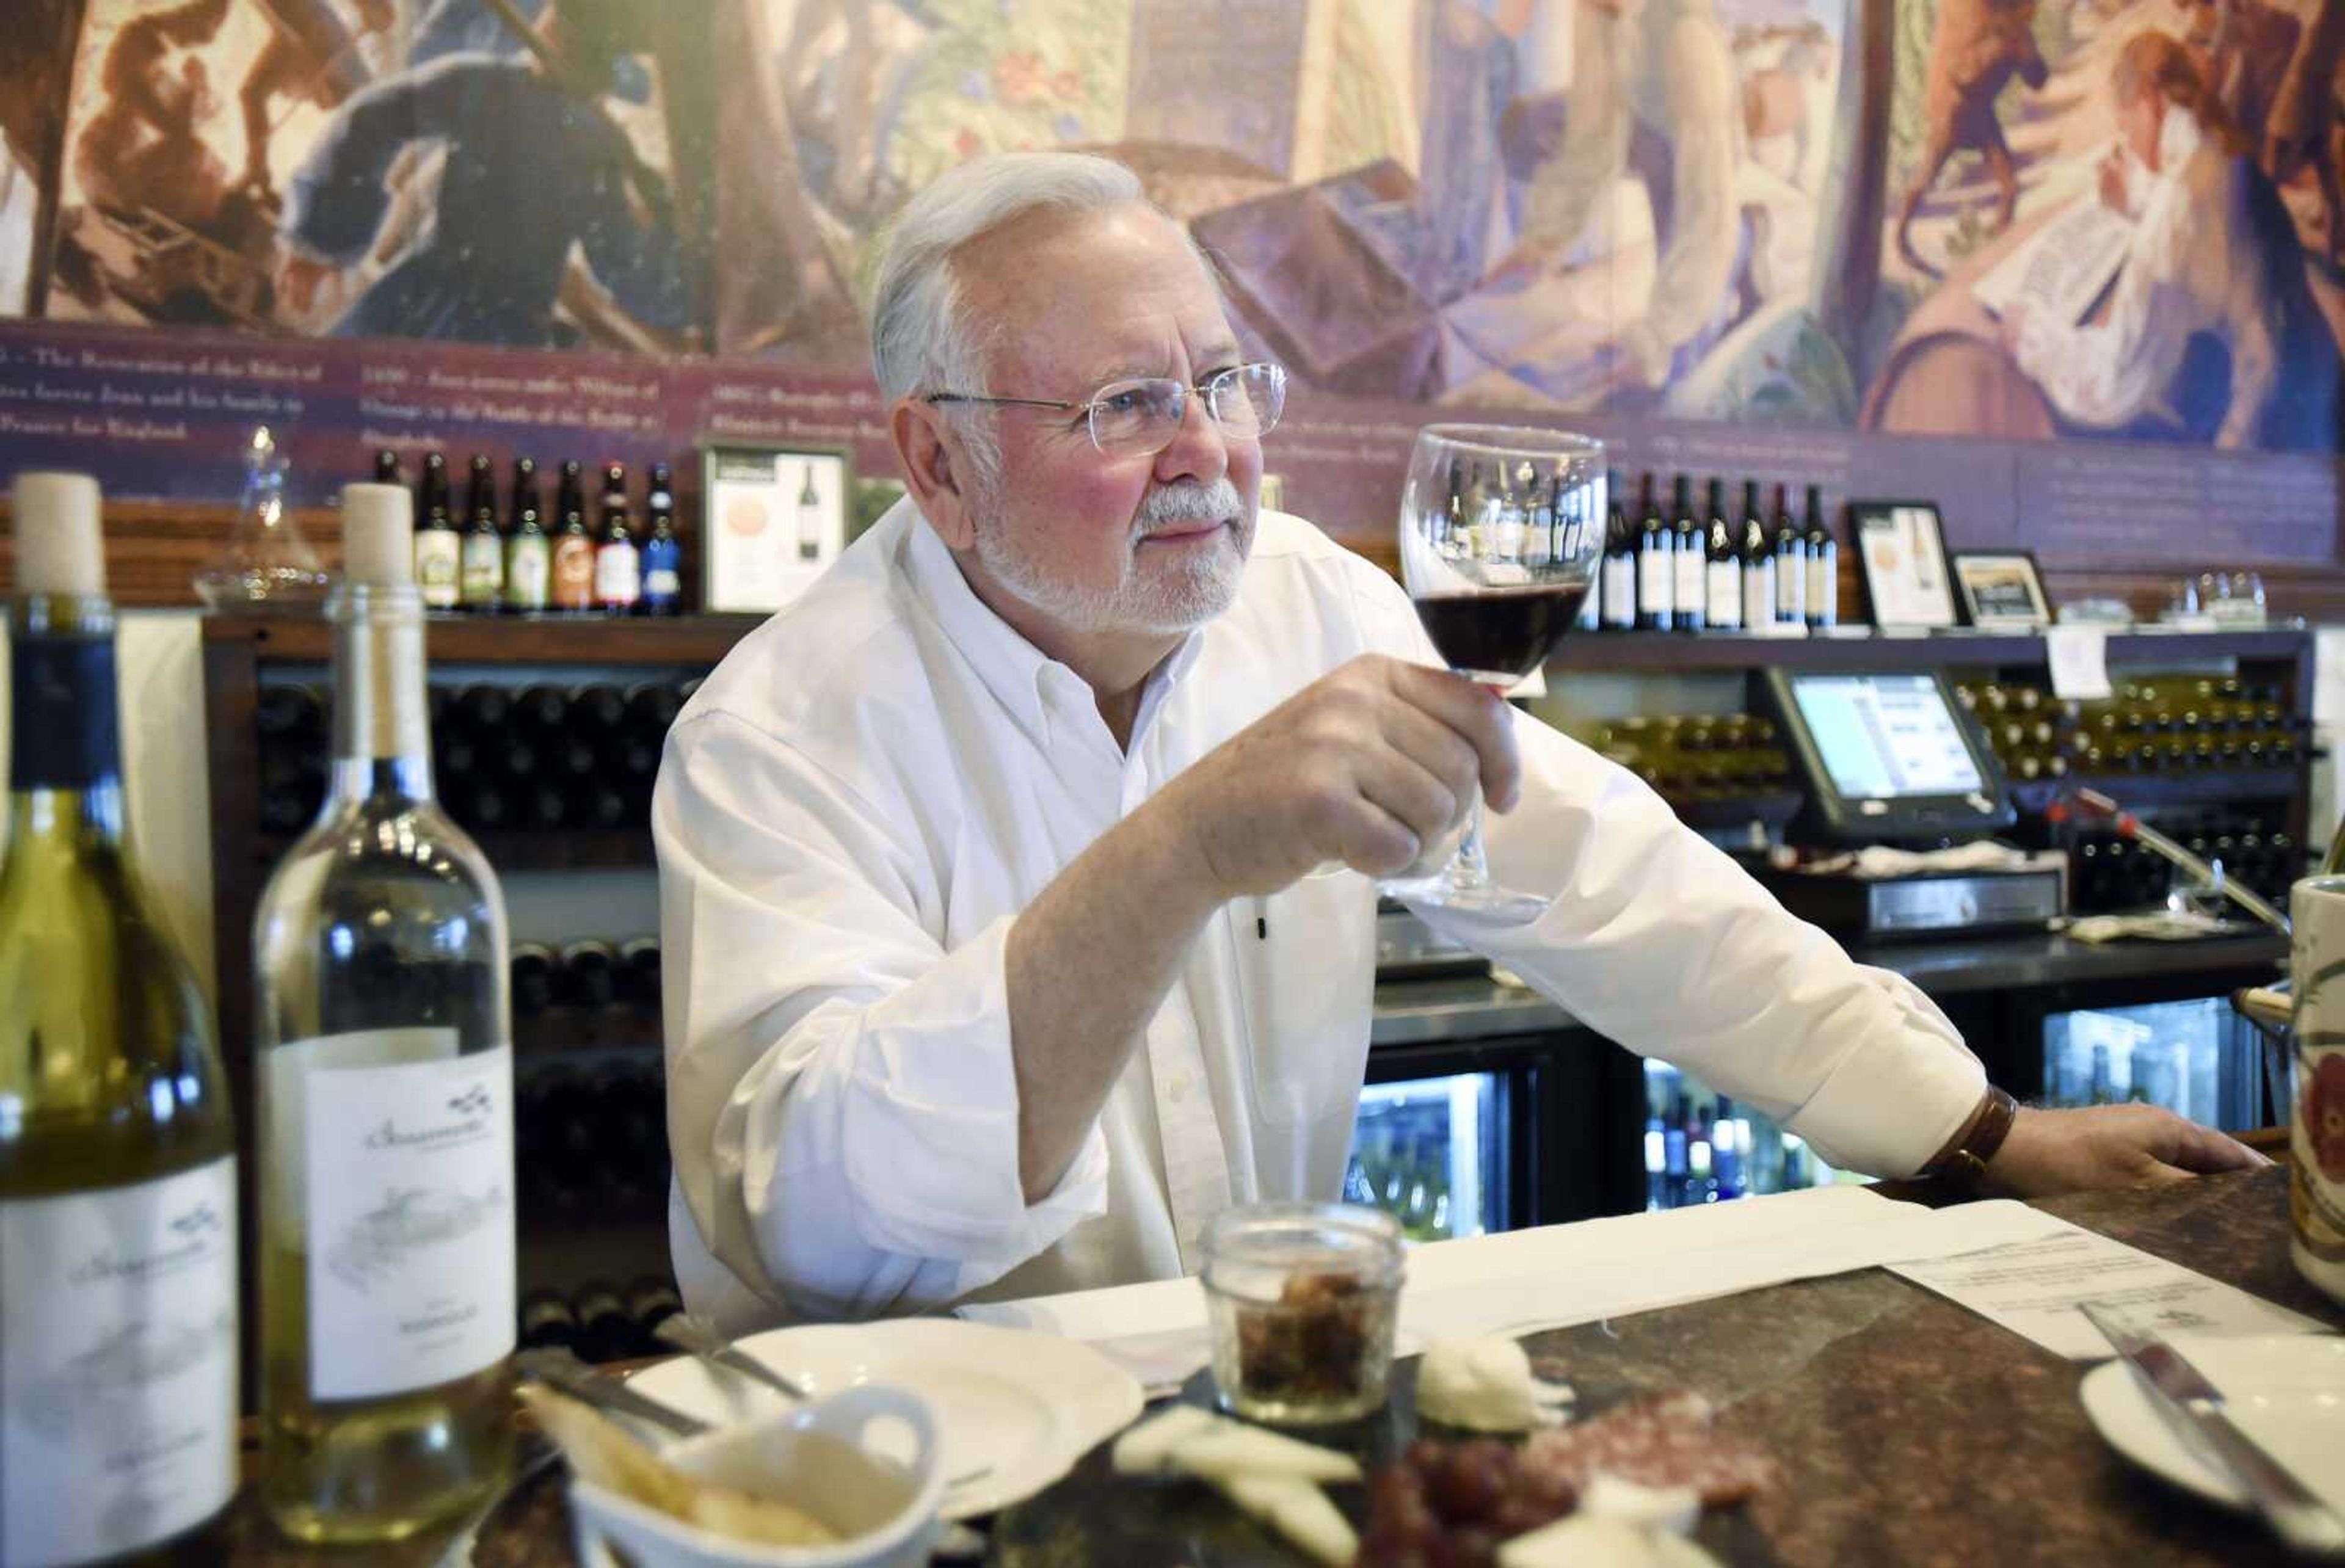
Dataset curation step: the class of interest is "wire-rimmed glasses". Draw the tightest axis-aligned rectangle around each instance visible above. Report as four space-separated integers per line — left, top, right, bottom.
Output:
925 361 1286 457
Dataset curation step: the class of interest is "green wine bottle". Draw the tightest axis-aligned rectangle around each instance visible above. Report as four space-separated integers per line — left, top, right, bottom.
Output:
0 472 239 1566
254 483 515 1543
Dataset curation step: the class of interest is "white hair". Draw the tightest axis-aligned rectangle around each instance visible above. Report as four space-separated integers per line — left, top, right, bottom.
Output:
868 152 1214 489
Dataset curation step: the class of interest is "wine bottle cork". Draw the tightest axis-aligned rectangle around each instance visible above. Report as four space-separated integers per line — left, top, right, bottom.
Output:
11 471 106 596
340 481 413 587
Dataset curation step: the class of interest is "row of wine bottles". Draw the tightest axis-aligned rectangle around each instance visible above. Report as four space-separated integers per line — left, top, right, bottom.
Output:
515 1061 669 1219
518 1276 686 1365
374 450 686 617
1582 472 1839 634
2068 816 2302 913
1956 677 2307 783
1 474 529 1558
255 677 695 837
1586 713 1796 802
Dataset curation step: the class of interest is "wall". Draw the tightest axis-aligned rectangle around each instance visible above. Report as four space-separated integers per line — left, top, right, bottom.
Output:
0 0 2337 614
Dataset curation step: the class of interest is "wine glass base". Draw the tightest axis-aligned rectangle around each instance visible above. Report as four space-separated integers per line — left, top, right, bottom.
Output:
1375 873 1549 926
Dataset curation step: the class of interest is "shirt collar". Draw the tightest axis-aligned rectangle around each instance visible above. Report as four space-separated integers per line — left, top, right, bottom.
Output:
895 498 1210 753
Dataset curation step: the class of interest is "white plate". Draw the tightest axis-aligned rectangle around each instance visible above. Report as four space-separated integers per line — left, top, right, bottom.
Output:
627 1319 1143 1519
2079 1332 2345 1512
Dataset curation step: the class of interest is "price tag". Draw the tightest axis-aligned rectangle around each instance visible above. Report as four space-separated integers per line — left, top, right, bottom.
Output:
2046 625 2111 700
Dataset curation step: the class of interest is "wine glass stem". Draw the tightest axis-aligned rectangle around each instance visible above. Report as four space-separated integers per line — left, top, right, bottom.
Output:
1447 796 1493 894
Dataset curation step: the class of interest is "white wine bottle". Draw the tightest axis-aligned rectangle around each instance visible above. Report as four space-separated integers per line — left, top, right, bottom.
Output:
255 482 515 1543
0 472 239 1566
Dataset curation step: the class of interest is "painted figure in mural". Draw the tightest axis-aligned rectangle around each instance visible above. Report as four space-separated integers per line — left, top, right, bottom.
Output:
274 0 688 347
1480 0 1745 391
73 0 235 232
2003 30 2333 450
1893 0 2048 278
234 0 398 198
2260 0 2345 266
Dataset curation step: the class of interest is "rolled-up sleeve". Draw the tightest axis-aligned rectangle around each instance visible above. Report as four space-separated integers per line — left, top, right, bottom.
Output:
1345 564 1982 1178
1472 731 1982 1177
653 708 1108 1322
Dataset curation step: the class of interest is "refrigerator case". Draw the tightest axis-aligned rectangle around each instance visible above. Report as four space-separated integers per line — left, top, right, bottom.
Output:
1344 1073 1504 1240
2040 995 2263 1130
1638 1060 1863 1210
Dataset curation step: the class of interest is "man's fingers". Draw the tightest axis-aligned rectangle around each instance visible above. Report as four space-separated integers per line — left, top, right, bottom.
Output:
2154 1114 2274 1174
1383 662 1522 811
1378 699 1483 814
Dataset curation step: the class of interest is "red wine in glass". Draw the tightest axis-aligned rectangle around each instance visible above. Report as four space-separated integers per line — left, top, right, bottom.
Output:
1411 582 1591 683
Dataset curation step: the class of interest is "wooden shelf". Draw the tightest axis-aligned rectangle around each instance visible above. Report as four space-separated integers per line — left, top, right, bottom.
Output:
205 610 757 667
1547 626 2311 675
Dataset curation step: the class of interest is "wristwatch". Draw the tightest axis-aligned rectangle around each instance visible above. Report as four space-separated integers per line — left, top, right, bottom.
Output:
1927 1084 2020 1188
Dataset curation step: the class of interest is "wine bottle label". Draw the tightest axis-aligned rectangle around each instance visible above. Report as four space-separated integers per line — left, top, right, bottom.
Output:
294 1039 516 1399
1673 553 1703 615
1775 557 1802 619
1742 563 1772 630
415 533 462 609
1808 553 1836 625
1602 557 1635 627
552 537 597 606
507 537 552 608
1 1158 237 1565
460 534 504 603
1637 548 1673 615
1706 562 1741 628
595 543 641 606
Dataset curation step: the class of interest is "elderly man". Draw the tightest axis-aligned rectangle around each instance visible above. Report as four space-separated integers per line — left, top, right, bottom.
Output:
655 151 2263 1330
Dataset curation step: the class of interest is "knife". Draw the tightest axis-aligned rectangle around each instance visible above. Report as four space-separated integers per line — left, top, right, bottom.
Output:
652 1310 811 1402
2078 1302 2345 1557
514 1346 711 1439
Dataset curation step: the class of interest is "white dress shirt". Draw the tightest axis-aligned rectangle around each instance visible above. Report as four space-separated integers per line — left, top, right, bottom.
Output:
655 499 1985 1330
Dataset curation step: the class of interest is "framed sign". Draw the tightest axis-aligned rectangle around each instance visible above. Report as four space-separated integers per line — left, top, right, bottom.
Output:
1951 551 2052 630
699 442 853 614
1850 500 1958 630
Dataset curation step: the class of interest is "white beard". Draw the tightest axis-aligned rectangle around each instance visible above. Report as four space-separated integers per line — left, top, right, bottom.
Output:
974 476 1253 637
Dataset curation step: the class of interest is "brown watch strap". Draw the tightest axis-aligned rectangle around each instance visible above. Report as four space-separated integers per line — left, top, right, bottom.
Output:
1929 1085 2020 1187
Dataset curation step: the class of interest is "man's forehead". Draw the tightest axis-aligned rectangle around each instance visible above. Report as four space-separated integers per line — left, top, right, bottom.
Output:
958 203 1235 376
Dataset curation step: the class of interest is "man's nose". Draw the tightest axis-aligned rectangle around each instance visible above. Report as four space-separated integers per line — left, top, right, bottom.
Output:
1151 387 1229 489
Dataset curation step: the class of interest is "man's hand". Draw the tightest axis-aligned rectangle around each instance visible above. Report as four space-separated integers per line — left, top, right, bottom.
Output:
1154 655 1521 901
1981 1103 2274 1198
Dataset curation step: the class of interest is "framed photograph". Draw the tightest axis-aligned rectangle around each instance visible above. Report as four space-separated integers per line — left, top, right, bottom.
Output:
1950 551 2052 630
699 442 854 615
1850 500 1958 631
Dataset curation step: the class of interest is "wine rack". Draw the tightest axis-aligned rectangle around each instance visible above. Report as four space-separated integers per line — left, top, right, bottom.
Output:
204 615 744 1367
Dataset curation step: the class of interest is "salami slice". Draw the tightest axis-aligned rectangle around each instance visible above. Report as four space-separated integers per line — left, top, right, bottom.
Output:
1519 1391 1778 1504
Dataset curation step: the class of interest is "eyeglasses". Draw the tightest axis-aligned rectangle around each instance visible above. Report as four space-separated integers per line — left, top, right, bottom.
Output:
925 361 1287 457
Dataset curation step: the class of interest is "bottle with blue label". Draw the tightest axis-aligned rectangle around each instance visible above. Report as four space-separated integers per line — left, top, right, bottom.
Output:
640 461 682 616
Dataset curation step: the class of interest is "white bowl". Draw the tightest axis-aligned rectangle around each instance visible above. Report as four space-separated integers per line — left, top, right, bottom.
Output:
568 1384 944 1568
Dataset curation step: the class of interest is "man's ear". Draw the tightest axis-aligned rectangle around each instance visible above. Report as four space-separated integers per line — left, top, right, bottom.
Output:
892 398 978 551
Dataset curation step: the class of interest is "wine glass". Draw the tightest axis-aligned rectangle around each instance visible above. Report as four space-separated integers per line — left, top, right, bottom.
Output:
1385 424 1604 923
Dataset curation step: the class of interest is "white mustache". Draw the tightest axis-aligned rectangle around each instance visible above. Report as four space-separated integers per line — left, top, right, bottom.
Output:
1135 478 1245 536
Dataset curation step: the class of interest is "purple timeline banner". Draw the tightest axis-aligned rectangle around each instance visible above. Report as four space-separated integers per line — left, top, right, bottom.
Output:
1 316 2338 578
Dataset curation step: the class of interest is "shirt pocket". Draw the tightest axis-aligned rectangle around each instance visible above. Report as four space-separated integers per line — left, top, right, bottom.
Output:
1232 871 1378 1123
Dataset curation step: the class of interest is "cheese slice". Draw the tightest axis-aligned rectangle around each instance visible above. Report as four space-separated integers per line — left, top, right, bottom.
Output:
1580 1473 1700 1536
1168 1424 1362 1484
1110 1405 1221 1476
1210 1473 1359 1567
1497 1515 1662 1568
